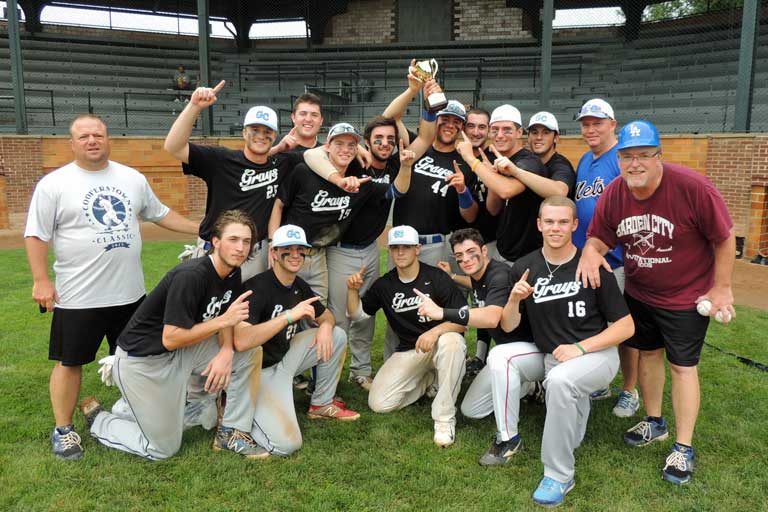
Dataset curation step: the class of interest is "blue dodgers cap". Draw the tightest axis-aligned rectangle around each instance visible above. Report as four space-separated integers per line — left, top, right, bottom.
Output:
387 225 419 246
436 100 467 122
616 120 661 150
243 106 278 132
272 224 311 248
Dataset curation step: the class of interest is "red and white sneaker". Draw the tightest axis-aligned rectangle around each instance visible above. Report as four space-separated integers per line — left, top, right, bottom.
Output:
308 400 360 421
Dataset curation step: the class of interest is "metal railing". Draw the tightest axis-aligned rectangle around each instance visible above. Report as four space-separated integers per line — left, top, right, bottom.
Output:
0 88 55 126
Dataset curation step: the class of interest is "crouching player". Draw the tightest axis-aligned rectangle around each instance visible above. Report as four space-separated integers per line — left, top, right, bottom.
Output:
491 197 634 507
80 210 262 460
234 224 359 457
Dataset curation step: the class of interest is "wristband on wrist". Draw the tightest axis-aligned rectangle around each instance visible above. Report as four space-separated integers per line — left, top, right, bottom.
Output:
470 159 481 173
421 109 437 122
575 342 587 355
458 187 474 209
285 311 294 325
443 306 471 326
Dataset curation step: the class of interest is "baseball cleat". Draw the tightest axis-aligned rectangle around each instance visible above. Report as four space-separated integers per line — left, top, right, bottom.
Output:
479 434 522 466
612 389 640 418
589 387 611 401
51 425 84 460
212 427 269 459
532 476 575 508
465 356 485 378
293 374 310 390
433 421 455 447
623 417 669 447
307 401 360 421
350 374 373 391
79 396 104 429
662 443 695 485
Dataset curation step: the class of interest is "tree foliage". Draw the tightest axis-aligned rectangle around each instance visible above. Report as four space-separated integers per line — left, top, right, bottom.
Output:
643 0 744 21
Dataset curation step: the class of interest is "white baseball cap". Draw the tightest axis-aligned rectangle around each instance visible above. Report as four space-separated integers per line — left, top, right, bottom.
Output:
527 111 559 133
327 122 362 143
576 99 615 120
387 225 419 246
272 224 311 248
490 104 522 126
243 106 278 132
436 100 467 122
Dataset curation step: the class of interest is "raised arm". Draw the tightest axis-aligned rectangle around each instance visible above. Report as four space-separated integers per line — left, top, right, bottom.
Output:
164 80 226 163
456 136 525 200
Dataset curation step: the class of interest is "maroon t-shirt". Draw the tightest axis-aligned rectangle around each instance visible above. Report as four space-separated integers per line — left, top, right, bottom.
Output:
587 163 732 310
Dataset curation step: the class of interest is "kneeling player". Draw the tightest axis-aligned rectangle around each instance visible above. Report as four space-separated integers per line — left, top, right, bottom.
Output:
235 225 359 457
492 197 634 507
347 225 468 447
80 210 262 460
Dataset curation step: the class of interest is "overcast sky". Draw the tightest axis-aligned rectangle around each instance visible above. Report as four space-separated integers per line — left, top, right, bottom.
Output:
0 2 625 38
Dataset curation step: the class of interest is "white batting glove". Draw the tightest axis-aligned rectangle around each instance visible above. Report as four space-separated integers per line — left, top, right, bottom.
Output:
177 244 196 262
97 355 115 386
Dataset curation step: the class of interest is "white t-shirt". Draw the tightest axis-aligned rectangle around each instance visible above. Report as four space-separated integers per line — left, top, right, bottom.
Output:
25 161 169 309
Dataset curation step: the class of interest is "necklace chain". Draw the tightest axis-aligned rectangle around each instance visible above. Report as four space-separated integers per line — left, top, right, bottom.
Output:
543 258 564 280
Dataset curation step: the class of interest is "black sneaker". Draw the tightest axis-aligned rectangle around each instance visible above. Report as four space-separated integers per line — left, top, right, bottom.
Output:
623 417 669 447
293 374 310 390
523 381 546 405
212 426 269 459
79 396 104 429
465 357 485 378
51 425 83 460
662 443 695 485
479 434 521 466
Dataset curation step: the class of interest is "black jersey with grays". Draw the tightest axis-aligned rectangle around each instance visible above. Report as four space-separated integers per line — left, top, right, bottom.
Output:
341 154 400 246
183 144 301 242
278 162 388 247
362 263 467 352
118 257 241 357
243 269 325 368
392 147 474 235
469 148 499 243
546 152 576 199
471 259 531 344
494 148 547 261
510 249 628 354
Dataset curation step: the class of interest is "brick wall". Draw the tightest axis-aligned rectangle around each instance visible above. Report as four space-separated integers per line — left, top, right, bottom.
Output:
0 136 44 229
453 0 530 41
324 0 396 45
748 177 768 256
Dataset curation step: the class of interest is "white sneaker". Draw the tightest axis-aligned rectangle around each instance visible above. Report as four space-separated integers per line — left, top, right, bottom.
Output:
612 389 640 418
350 374 373 391
434 421 455 447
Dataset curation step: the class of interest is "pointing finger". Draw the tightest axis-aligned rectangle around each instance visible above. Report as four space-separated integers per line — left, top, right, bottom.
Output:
412 288 428 300
358 176 372 185
212 80 226 94
399 138 405 152
236 289 253 302
519 268 530 283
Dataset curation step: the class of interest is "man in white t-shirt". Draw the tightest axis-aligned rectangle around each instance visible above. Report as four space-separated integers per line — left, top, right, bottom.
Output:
24 114 199 461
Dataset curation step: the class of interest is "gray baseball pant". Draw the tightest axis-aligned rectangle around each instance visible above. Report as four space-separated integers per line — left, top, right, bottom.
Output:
326 242 379 378
90 338 259 460
369 332 466 424
297 248 329 305
250 326 347 456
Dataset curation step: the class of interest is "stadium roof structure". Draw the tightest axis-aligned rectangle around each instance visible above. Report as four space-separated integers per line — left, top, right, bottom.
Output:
15 0 676 48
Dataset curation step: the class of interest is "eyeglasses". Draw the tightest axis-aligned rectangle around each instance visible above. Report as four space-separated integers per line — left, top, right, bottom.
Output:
617 152 660 164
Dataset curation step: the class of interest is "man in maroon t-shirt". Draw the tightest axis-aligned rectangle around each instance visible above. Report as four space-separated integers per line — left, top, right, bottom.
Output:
576 120 735 486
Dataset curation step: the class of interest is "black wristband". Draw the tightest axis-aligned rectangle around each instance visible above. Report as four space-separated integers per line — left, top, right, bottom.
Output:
443 306 470 326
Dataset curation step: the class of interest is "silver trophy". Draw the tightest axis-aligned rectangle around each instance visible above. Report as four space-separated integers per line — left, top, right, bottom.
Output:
413 59 448 112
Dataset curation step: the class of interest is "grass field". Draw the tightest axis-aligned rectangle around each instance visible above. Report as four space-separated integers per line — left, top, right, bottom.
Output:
1 242 767 511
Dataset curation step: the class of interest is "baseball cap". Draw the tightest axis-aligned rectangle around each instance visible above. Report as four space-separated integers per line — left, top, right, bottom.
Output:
436 100 467 122
327 122 362 143
490 104 522 126
243 106 278 132
387 225 420 246
576 99 614 120
527 111 559 133
272 224 311 248
616 120 661 151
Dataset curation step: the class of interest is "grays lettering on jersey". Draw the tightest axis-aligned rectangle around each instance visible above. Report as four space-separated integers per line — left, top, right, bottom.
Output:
361 263 467 352
118 257 241 356
510 249 628 354
183 144 301 241
243 269 325 368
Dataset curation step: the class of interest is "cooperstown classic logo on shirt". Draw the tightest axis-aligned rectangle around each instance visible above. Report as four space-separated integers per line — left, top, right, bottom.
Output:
532 277 580 303
239 168 279 192
82 186 136 251
202 290 233 321
413 156 453 180
310 190 351 212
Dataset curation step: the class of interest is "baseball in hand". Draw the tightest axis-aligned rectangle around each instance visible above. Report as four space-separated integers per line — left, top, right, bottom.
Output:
715 310 732 324
696 299 712 317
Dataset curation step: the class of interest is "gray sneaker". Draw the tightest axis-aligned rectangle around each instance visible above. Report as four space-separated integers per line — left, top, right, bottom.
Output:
51 425 83 460
213 427 269 459
612 389 640 418
479 435 521 466
590 387 611 401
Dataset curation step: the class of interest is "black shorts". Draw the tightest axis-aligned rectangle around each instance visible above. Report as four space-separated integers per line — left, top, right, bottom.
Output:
623 293 709 367
49 297 144 366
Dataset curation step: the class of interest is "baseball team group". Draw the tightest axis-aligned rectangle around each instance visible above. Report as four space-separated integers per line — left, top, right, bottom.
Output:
24 61 736 507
